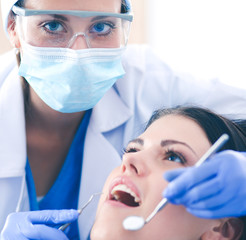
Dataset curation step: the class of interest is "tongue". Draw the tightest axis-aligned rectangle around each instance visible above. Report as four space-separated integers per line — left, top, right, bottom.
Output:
114 191 139 207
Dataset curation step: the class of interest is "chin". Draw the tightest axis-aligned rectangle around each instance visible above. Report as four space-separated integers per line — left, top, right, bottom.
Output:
90 223 121 240
90 214 138 240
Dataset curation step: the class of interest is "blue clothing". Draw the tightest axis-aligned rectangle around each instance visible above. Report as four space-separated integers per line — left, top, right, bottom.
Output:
26 110 91 240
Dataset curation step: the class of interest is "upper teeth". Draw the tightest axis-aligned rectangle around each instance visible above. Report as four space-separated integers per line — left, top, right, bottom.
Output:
111 184 140 203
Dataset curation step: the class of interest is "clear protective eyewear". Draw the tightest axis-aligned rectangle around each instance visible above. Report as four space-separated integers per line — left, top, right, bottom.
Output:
12 5 133 49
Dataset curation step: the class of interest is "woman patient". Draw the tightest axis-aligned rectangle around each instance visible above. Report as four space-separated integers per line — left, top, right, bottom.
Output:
90 106 246 240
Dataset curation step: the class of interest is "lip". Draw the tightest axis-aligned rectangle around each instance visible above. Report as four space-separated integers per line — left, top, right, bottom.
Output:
108 175 141 204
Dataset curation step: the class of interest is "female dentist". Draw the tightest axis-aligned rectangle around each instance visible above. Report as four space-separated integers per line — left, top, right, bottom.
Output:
1 0 246 239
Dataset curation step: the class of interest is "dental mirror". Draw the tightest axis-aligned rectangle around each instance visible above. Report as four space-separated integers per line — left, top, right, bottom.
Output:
123 133 229 231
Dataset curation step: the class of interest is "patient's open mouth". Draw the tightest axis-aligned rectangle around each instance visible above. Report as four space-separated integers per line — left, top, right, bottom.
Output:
110 184 141 207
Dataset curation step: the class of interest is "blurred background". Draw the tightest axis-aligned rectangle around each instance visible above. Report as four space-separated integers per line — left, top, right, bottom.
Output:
1 0 246 88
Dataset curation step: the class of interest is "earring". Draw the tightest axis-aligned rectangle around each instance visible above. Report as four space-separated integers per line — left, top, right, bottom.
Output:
15 46 21 66
15 46 20 54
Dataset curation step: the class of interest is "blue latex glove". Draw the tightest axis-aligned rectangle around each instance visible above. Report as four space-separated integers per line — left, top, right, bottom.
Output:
1 209 79 240
163 150 246 219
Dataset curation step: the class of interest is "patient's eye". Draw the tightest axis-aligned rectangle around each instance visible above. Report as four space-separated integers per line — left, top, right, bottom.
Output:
164 150 186 164
123 147 139 153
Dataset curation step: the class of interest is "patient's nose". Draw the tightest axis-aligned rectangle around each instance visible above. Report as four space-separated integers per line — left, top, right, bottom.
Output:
121 151 149 176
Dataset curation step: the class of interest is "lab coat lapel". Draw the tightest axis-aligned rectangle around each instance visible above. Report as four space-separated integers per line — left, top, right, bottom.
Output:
78 87 132 240
0 66 29 231
0 66 26 177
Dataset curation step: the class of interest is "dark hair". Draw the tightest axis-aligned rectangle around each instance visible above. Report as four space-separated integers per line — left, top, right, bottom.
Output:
146 106 246 240
146 106 246 152
121 0 130 13
15 0 25 7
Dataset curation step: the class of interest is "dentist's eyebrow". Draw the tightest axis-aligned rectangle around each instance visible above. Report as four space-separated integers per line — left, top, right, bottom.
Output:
161 139 198 156
128 138 144 146
50 14 69 22
92 16 109 21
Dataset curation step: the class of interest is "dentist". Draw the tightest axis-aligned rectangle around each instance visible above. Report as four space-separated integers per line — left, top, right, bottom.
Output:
1 0 246 239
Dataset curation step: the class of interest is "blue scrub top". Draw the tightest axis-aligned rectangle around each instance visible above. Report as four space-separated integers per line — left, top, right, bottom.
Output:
26 110 91 240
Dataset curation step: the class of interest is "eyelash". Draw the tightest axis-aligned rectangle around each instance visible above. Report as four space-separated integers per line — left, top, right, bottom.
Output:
123 147 138 154
40 20 66 35
122 147 186 164
164 149 186 164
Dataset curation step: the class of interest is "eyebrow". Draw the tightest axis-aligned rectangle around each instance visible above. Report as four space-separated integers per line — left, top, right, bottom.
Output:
91 16 110 21
48 14 69 21
161 140 197 156
128 138 197 156
128 138 144 145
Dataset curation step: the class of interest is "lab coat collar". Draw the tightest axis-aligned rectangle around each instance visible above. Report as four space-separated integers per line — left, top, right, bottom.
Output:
90 83 133 133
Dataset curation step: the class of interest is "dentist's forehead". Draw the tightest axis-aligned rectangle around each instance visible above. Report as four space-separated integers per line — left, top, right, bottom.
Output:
24 0 121 11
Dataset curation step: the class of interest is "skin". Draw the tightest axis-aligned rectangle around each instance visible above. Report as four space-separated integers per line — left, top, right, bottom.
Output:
8 0 121 196
90 115 233 240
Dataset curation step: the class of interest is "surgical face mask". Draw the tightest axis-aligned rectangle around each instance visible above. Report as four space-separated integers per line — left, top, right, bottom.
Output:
18 42 126 113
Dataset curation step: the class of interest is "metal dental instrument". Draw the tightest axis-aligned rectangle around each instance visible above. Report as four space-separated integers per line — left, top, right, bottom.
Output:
123 133 229 231
59 192 102 231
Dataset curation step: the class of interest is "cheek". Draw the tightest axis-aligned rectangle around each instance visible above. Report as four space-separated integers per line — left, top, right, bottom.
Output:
148 205 215 239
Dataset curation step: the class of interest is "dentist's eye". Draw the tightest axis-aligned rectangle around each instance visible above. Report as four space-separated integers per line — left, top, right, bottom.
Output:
42 21 66 34
164 150 186 164
90 21 116 35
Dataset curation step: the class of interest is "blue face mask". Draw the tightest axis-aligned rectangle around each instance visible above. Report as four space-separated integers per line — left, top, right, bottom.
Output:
18 43 126 113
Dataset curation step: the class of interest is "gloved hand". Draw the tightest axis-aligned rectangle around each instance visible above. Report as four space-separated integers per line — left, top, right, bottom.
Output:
1 209 79 240
163 150 246 219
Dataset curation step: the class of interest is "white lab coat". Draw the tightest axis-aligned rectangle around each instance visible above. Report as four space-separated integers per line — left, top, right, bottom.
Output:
0 44 246 240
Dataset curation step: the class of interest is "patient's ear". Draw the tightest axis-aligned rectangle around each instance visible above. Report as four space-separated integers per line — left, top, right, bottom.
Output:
201 218 244 240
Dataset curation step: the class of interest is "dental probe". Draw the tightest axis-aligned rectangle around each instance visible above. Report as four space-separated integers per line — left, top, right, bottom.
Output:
59 192 102 231
123 133 229 231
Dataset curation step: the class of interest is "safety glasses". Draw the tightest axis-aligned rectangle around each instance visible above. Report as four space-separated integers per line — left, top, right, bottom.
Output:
12 5 133 49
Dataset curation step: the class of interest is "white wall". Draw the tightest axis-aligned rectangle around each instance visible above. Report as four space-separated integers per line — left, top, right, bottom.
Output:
147 0 246 89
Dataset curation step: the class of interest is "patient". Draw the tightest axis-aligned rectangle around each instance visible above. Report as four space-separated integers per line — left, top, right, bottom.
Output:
90 106 246 240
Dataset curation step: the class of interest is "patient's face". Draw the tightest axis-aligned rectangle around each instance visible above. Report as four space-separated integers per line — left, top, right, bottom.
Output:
91 115 221 240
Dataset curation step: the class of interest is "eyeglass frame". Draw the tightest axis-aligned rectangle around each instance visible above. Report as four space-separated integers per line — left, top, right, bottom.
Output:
12 5 134 22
